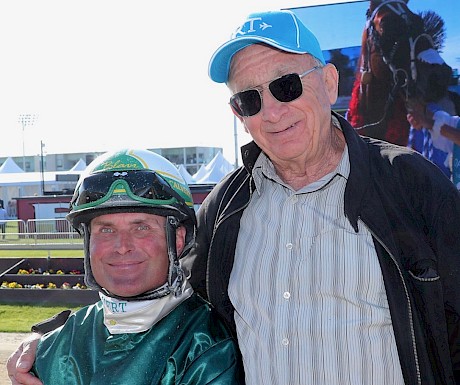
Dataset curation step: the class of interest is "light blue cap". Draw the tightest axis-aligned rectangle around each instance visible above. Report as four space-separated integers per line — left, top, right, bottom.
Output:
209 10 326 83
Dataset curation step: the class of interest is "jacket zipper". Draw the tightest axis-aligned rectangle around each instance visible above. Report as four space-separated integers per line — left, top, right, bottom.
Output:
213 174 253 230
362 219 421 385
207 175 253 298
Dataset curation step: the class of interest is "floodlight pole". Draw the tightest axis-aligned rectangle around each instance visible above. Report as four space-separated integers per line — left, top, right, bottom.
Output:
40 140 45 195
18 114 38 171
22 124 25 171
233 115 239 169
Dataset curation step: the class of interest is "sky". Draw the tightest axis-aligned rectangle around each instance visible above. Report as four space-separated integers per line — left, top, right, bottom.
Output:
0 0 458 167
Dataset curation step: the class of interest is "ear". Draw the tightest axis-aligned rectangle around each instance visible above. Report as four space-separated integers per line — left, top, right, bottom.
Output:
323 63 339 105
175 225 186 255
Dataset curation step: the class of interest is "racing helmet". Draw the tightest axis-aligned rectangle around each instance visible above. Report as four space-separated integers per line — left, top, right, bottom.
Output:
67 149 196 300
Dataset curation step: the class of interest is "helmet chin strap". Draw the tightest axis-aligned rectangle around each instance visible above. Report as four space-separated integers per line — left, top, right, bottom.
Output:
165 215 184 297
82 216 185 301
82 223 99 292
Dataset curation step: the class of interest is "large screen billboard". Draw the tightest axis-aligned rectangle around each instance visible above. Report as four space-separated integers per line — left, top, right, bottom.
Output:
289 0 460 112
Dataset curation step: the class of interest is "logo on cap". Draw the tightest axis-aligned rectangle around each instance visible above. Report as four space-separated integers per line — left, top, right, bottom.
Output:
233 17 273 38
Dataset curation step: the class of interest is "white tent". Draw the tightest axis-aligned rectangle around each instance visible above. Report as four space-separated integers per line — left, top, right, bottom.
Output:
195 151 234 184
0 157 24 173
192 164 208 182
0 170 82 207
178 164 195 184
69 158 87 171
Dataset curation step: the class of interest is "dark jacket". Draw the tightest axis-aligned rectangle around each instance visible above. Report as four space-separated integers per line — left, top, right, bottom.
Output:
185 112 460 385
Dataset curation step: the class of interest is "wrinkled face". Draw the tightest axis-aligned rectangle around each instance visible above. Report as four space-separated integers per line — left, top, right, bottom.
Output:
228 44 338 168
89 212 185 297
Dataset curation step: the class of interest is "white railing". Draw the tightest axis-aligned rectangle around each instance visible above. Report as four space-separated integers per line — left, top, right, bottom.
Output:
0 219 83 250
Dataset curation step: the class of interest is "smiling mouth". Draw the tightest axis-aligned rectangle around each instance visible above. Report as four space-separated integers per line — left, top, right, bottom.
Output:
273 122 296 134
109 261 143 269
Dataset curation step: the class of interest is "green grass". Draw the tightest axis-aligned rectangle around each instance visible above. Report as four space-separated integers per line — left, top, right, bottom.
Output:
0 252 84 332
0 250 83 258
0 304 82 332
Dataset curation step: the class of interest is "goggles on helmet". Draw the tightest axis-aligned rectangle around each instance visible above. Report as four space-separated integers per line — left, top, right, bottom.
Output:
71 170 187 211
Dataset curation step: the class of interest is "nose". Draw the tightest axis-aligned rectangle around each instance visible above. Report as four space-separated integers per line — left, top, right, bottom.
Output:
113 231 134 254
260 89 288 121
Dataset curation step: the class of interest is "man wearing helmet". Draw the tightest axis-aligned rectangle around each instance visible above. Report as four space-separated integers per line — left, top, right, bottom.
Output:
8 149 243 385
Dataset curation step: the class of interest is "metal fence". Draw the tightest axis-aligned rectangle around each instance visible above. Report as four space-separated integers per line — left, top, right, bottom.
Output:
0 219 83 250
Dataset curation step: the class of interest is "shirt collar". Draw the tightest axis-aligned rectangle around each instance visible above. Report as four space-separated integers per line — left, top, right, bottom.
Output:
252 118 349 194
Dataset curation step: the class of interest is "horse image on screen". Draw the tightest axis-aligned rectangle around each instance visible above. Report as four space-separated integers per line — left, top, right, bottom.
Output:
346 0 453 146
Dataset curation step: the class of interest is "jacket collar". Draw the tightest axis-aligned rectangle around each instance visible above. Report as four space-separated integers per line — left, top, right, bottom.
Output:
241 140 262 174
337 112 373 232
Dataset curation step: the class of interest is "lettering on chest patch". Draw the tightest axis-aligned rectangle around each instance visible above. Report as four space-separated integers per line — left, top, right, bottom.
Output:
102 297 128 313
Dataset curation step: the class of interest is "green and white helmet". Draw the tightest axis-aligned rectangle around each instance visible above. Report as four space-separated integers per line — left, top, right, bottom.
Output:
67 149 196 300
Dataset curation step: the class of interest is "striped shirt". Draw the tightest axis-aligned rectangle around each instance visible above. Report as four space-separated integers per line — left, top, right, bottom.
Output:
229 146 405 385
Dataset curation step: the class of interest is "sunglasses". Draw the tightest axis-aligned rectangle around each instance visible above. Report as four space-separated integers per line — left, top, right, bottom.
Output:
229 66 321 117
71 170 180 209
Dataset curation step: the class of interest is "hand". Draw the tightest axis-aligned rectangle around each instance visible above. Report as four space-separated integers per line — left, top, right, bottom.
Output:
6 333 43 385
407 113 424 130
406 100 432 129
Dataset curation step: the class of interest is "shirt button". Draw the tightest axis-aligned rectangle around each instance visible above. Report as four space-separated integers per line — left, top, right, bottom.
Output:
286 243 293 250
283 292 291 299
291 195 298 203
282 338 289 346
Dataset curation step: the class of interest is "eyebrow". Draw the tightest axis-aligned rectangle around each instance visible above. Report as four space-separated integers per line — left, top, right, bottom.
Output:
91 217 164 228
90 219 114 228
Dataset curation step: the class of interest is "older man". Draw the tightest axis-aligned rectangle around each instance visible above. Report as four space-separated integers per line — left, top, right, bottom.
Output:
186 9 460 385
